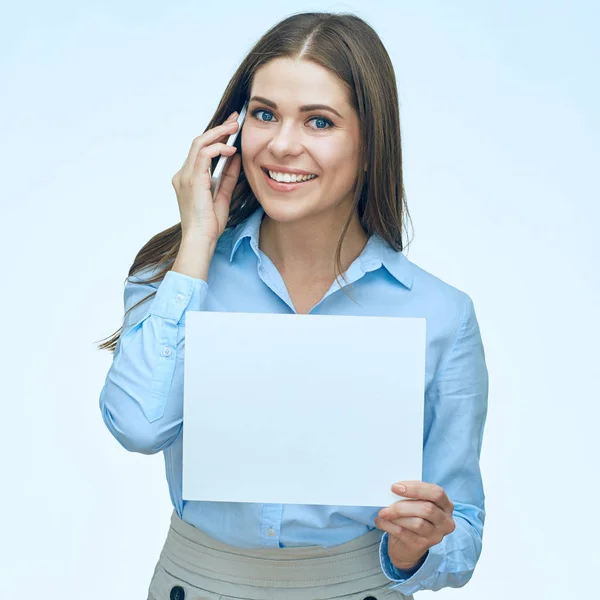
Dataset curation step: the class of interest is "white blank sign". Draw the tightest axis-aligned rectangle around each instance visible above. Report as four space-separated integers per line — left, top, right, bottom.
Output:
182 311 426 507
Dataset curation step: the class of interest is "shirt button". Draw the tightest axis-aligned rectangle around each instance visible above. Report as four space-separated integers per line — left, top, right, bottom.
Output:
266 528 276 537
175 293 185 303
162 346 173 357
170 586 185 600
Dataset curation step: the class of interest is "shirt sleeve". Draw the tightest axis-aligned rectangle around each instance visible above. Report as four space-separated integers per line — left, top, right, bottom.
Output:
99 268 209 454
378 293 489 594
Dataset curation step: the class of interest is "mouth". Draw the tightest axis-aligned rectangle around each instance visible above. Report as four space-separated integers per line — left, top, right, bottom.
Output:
260 167 319 192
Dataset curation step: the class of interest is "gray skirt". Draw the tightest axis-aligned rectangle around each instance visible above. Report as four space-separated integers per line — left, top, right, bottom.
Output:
147 509 414 600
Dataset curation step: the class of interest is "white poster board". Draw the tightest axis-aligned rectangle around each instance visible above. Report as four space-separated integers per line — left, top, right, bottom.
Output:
182 312 426 507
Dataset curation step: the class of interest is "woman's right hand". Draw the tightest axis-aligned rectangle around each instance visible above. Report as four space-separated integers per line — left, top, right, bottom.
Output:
171 111 242 243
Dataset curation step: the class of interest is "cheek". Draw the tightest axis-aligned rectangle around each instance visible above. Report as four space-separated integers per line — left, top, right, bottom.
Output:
315 140 359 176
240 127 265 159
314 138 358 170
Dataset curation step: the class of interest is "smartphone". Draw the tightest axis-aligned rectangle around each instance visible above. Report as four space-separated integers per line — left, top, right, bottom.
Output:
210 101 248 198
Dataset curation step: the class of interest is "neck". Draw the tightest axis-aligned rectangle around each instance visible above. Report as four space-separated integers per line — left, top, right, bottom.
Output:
258 207 369 280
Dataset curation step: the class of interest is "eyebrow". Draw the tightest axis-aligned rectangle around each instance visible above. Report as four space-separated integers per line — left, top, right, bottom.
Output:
249 96 343 119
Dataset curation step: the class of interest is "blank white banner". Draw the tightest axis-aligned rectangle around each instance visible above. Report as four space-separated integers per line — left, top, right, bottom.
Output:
182 311 426 507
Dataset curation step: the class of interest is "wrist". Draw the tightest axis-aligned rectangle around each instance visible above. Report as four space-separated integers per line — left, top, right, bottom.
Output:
173 234 216 281
391 551 427 572
181 231 217 251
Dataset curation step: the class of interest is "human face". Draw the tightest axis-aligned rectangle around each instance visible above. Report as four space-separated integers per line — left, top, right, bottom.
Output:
241 58 361 224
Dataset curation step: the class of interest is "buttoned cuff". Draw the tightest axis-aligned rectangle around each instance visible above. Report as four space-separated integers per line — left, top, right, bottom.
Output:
149 270 209 322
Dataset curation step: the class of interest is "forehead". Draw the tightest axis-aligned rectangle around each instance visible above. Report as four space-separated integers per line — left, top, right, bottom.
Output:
250 58 350 106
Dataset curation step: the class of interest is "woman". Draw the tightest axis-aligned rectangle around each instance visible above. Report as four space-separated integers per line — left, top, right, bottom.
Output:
98 11 489 600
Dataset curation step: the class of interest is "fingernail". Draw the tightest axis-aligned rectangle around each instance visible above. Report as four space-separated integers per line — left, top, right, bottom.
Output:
392 483 406 493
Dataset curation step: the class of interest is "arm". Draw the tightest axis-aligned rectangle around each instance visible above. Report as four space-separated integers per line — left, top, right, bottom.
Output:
379 293 489 594
98 236 213 454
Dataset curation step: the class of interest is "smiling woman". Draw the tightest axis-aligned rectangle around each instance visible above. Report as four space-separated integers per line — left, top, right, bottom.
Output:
242 58 364 240
96 10 489 600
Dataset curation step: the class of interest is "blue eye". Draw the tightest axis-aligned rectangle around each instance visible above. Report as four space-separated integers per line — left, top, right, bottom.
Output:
251 109 333 130
253 109 275 122
310 116 333 130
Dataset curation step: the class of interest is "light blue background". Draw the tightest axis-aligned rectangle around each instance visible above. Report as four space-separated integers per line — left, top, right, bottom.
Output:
1 1 597 598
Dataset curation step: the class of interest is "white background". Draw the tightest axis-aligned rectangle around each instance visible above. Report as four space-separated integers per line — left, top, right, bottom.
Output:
1 1 598 598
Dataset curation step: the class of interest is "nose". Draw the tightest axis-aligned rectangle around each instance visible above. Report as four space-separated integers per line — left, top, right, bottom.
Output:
267 121 303 157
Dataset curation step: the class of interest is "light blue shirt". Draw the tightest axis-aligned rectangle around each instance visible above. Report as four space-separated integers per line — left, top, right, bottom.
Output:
99 206 488 595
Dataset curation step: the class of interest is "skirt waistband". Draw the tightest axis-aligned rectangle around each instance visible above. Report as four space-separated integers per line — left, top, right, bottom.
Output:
156 509 394 597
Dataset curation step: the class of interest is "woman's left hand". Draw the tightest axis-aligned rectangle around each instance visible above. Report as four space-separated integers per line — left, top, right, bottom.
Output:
375 481 456 571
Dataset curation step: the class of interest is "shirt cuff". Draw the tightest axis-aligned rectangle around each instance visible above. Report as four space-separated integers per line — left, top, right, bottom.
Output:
148 270 208 322
379 532 444 593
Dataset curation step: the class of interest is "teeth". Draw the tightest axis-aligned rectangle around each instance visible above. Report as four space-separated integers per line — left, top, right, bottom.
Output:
268 170 317 183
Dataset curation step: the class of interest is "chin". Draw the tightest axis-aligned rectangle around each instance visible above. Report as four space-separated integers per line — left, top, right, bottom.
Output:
257 196 322 224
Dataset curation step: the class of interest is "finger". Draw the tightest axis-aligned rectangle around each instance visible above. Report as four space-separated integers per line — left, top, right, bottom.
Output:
191 138 237 177
374 516 404 538
217 151 241 195
378 499 444 526
387 516 437 538
378 499 420 520
197 116 238 144
180 117 239 180
188 143 237 189
374 518 426 546
179 118 236 169
391 482 454 514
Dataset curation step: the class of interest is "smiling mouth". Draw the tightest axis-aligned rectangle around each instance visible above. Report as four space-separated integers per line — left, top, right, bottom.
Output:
261 167 318 184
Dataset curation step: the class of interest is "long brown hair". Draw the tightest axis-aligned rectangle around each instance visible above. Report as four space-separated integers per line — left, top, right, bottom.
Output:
96 11 413 353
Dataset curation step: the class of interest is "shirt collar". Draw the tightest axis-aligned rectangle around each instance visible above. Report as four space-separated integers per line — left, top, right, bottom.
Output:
229 205 413 290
